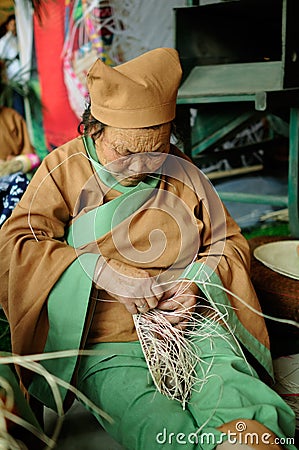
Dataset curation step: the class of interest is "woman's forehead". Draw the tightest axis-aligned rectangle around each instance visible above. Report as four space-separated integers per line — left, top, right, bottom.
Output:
104 123 171 149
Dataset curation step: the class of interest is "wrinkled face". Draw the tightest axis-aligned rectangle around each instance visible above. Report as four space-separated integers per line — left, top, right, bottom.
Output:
95 123 171 186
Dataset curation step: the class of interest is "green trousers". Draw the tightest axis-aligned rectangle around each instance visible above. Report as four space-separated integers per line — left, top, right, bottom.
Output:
77 321 296 450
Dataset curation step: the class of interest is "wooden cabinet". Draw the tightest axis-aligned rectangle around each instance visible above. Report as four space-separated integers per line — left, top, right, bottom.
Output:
175 0 299 236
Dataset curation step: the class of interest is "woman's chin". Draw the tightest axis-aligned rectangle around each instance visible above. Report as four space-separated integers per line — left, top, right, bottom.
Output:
117 174 147 186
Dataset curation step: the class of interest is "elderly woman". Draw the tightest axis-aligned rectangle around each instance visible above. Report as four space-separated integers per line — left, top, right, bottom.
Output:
0 48 295 449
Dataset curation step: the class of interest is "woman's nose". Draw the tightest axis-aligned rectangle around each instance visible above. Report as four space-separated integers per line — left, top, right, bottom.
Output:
128 155 146 173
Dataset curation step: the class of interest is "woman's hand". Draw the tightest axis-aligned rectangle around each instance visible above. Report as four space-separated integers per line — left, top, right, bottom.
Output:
157 281 199 330
94 257 163 315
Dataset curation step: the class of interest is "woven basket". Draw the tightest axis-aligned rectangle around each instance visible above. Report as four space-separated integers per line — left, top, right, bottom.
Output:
249 235 299 342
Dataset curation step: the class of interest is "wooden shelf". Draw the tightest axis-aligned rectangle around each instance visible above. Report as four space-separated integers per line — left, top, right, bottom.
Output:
178 61 283 99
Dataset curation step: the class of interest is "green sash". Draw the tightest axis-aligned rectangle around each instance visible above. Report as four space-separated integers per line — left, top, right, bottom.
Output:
29 137 161 411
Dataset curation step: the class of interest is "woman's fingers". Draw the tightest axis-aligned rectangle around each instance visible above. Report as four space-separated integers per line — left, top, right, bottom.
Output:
158 294 196 312
113 295 158 315
157 289 197 327
124 302 140 315
145 296 159 309
135 300 149 314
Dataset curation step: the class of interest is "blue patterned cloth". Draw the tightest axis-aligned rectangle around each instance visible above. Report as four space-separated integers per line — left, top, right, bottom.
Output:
0 172 29 226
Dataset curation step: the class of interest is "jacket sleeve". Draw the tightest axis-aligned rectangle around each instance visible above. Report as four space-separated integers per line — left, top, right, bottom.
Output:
0 149 78 361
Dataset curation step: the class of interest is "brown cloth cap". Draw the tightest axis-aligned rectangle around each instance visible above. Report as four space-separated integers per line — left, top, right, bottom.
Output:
87 48 182 128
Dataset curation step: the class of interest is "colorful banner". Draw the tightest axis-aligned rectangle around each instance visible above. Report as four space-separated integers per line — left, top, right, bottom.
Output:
33 0 79 150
